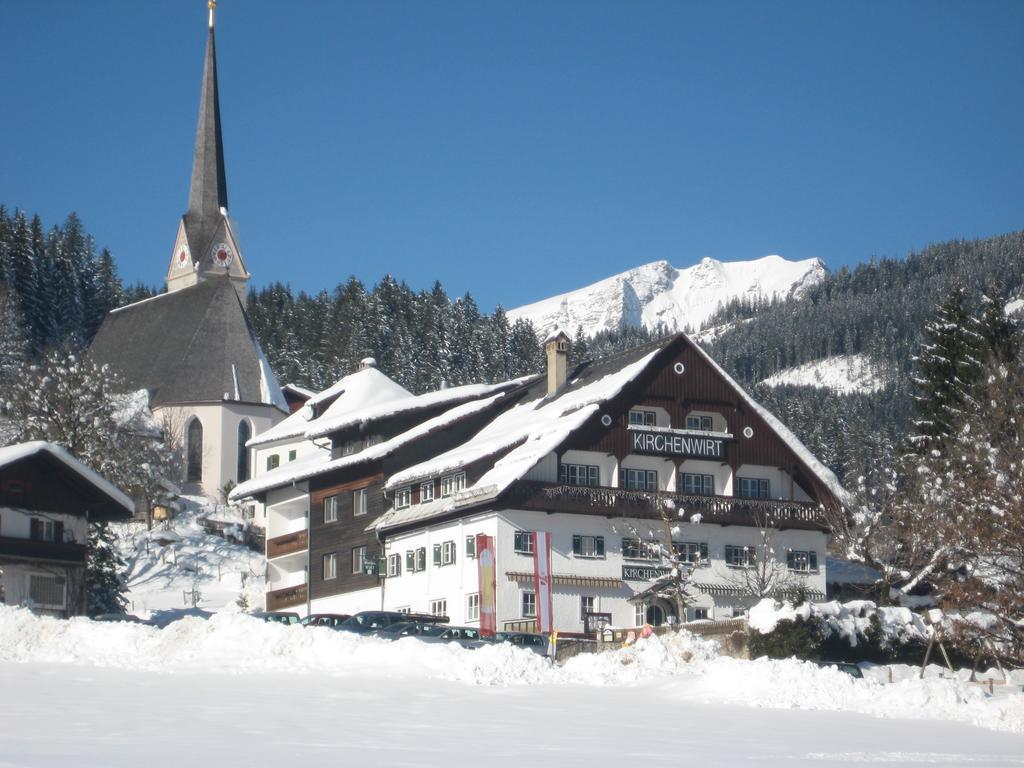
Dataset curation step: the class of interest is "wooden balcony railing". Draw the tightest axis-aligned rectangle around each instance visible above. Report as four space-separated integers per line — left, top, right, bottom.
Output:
265 583 307 612
505 481 828 531
0 536 87 564
266 529 308 559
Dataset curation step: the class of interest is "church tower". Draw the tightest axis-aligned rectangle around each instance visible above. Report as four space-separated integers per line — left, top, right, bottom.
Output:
166 1 250 295
91 2 287 507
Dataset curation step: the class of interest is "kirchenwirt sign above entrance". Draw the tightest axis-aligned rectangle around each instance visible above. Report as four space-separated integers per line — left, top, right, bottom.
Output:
629 427 729 460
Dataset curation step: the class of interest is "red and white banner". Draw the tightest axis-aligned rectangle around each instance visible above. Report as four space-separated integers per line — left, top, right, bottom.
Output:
532 531 554 634
476 534 497 637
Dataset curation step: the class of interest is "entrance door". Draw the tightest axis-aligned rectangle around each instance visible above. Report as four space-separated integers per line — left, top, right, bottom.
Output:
646 603 666 626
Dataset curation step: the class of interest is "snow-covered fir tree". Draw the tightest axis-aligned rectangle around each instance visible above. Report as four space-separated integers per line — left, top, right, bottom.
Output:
86 522 128 616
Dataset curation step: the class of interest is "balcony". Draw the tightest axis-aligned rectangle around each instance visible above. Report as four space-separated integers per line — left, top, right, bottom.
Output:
0 536 87 564
505 481 828 532
266 529 308 559
266 583 307 612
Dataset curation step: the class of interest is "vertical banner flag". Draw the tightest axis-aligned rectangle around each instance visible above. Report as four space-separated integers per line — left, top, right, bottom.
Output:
476 534 497 637
532 531 554 634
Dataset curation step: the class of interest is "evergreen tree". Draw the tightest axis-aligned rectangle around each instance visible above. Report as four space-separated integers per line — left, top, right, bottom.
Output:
86 523 128 616
0 284 29 386
909 287 985 454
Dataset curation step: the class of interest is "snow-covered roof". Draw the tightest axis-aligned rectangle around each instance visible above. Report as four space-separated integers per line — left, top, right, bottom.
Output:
282 383 316 399
246 404 314 448
247 366 411 448
375 348 662 531
230 393 512 501
376 333 850 532
0 441 134 515
304 379 532 441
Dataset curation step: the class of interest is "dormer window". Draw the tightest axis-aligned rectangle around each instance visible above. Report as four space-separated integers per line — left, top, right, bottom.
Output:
440 472 466 497
628 410 656 427
394 487 412 510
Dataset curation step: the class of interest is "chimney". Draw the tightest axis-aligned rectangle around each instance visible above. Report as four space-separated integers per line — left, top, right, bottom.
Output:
544 331 571 394
358 357 377 371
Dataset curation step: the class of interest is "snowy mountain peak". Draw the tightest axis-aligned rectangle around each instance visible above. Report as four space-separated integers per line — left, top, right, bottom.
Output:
507 255 826 338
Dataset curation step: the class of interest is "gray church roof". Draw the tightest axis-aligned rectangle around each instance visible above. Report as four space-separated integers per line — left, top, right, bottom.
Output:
90 276 287 412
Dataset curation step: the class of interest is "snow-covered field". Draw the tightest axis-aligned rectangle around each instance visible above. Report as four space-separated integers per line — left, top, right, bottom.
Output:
760 353 884 394
1 608 1022 767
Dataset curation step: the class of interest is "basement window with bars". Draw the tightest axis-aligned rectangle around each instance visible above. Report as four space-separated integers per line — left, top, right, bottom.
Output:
430 599 447 617
29 574 66 609
559 463 599 486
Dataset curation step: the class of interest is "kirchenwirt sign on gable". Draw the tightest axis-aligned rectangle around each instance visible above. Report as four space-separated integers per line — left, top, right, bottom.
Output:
629 427 729 460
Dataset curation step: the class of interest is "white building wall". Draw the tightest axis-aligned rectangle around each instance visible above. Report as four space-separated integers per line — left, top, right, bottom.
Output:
249 436 327 528
379 513 499 623
375 507 827 633
0 507 88 545
735 463 813 502
157 402 285 508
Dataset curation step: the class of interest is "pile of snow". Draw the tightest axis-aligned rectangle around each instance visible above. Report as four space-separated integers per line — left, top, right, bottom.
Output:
2 606 1021 733
749 598 929 647
759 354 885 394
507 255 826 338
112 497 265 617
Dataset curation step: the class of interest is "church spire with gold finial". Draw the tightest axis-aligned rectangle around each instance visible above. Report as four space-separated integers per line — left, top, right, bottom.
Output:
209 0 216 28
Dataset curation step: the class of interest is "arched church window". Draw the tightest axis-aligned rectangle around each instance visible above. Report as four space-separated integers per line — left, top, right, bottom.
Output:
187 418 203 483
237 420 251 482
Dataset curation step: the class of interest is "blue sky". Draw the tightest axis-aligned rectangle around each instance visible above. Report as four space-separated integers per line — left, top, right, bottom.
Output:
1 1 1022 311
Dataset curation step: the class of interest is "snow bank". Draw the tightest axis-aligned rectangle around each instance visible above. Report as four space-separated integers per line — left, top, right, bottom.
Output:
749 598 930 646
2 607 1021 733
760 354 885 394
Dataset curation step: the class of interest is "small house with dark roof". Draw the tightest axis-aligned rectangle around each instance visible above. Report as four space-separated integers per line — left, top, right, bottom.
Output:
90 6 287 502
0 442 134 616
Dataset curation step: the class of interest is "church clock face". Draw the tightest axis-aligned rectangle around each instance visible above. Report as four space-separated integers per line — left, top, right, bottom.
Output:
175 243 191 270
213 242 233 269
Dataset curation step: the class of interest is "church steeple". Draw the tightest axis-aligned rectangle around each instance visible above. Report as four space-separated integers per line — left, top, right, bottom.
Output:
167 1 249 295
188 0 228 226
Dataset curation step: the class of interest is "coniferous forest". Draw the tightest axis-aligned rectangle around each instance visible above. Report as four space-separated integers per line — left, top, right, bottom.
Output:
1 203 1022 491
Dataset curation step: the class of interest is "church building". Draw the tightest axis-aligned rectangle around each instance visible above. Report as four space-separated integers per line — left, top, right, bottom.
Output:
90 4 288 501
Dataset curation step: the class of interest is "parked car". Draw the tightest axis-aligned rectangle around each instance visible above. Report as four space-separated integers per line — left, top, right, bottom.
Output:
494 631 550 656
251 611 301 626
377 621 448 639
814 661 864 679
338 611 445 635
418 626 492 649
300 613 351 629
